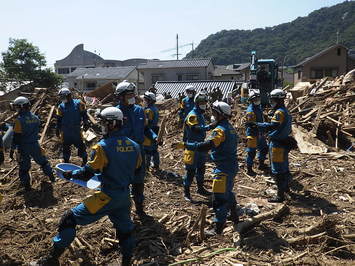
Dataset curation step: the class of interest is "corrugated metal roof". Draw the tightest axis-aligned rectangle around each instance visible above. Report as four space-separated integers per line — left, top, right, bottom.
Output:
154 80 241 99
67 66 135 80
137 58 212 69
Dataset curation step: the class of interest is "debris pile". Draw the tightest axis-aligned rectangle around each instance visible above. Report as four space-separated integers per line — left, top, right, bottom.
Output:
288 71 355 152
0 81 354 265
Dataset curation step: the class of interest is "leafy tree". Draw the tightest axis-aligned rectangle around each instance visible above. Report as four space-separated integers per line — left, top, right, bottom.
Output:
186 1 355 66
0 38 62 88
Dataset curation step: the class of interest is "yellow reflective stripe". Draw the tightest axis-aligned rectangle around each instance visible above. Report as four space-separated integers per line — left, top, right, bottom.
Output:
14 119 22 133
246 112 256 122
186 114 198 126
211 128 225 147
246 136 257 148
272 110 285 123
56 107 63 116
145 109 154 121
87 144 108 171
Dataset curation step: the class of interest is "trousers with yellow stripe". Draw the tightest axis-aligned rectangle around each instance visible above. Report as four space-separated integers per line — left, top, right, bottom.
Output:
270 140 291 191
246 135 268 167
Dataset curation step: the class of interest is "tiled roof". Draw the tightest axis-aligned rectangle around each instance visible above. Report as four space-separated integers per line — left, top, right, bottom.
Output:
154 80 241 99
137 58 212 69
214 65 241 76
295 44 348 67
67 66 135 80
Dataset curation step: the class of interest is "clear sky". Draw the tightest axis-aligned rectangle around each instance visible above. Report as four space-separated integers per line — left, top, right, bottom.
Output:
0 0 347 68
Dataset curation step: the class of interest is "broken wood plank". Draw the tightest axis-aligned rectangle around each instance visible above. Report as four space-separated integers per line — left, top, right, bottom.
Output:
311 107 323 135
157 115 168 144
39 106 55 145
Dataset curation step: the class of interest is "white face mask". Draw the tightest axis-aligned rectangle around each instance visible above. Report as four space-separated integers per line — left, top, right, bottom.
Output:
254 100 261 106
187 93 193 98
62 99 68 104
127 97 135 105
101 124 108 135
199 104 207 110
211 115 216 123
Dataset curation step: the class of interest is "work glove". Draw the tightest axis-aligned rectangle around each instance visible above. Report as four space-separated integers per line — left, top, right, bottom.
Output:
0 151 4 165
245 122 257 128
83 122 90 131
207 121 218 130
171 142 185 150
55 129 60 138
62 171 73 180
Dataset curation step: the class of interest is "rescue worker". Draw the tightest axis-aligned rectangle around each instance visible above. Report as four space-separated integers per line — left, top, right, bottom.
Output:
245 90 268 176
174 101 239 235
10 96 55 190
182 92 215 201
178 85 196 123
56 88 89 165
115 81 147 216
250 89 292 202
37 107 140 266
143 91 160 171
0 123 8 165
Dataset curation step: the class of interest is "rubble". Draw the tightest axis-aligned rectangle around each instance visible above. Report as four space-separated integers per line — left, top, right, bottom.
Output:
0 78 354 265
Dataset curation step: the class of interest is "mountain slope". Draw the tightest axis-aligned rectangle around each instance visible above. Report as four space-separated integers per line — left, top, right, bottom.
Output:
186 1 355 65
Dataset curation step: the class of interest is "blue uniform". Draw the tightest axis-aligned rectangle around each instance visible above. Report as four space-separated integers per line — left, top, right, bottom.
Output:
0 124 7 164
179 96 195 142
143 104 160 168
52 130 142 258
187 119 238 224
116 103 146 205
245 103 268 167
13 111 54 186
56 99 88 163
183 107 210 187
257 105 292 191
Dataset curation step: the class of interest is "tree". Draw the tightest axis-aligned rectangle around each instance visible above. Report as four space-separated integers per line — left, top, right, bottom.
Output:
1 38 46 80
0 38 62 88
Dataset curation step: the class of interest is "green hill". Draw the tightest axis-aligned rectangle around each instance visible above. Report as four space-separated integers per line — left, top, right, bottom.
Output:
185 1 355 65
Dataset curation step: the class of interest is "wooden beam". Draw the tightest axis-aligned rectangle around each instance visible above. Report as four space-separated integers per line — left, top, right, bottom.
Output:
39 106 55 145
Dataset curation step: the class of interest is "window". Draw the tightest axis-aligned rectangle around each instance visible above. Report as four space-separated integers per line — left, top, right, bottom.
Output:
86 82 96 88
57 68 70 74
337 48 341 56
151 75 161 84
71 67 76 72
185 74 199 80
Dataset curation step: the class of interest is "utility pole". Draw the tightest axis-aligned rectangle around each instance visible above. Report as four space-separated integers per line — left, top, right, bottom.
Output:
176 34 179 60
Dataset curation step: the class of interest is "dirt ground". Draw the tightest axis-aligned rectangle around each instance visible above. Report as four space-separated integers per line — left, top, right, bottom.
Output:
0 101 354 265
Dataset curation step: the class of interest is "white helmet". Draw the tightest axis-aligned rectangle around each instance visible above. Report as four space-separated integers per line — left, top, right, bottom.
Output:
13 96 30 107
58 88 71 96
185 85 196 93
99 107 123 122
144 91 156 102
194 92 208 104
270 89 286 99
248 90 260 101
115 80 136 96
212 101 232 117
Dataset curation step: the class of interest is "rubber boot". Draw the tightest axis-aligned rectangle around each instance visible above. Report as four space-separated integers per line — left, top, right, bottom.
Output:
135 201 146 217
204 222 224 236
230 205 240 225
24 182 32 192
246 166 256 176
258 160 268 171
183 186 192 202
197 183 211 196
122 255 132 266
268 175 285 203
48 173 56 183
37 246 65 266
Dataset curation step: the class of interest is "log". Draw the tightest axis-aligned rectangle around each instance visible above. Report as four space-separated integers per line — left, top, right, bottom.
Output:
236 204 288 234
39 106 55 145
157 115 168 144
30 93 46 114
87 112 98 125
287 231 327 245
199 205 207 241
